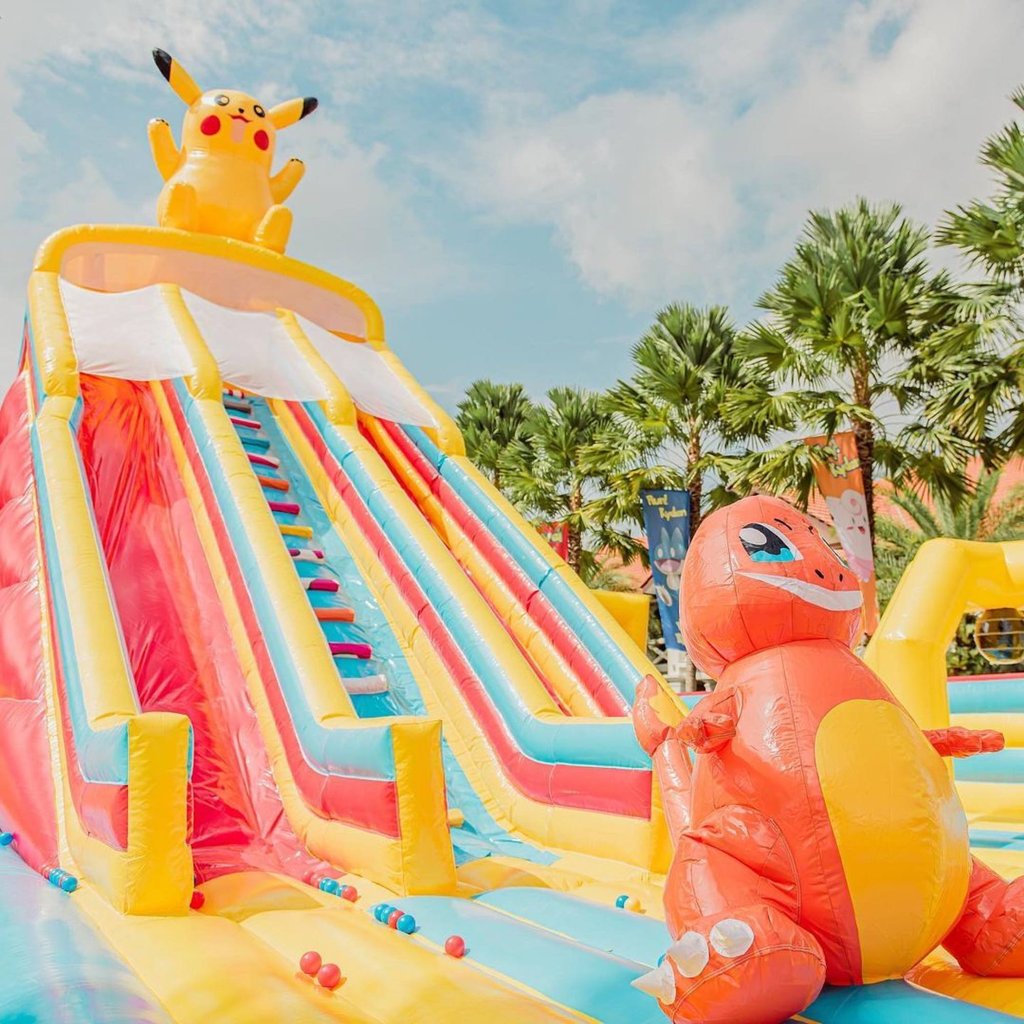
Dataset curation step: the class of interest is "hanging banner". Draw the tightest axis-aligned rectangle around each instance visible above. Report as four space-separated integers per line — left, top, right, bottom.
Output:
640 489 691 652
803 432 879 635
537 521 569 560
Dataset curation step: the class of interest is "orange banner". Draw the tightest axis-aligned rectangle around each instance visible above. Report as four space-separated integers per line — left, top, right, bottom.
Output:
804 432 879 636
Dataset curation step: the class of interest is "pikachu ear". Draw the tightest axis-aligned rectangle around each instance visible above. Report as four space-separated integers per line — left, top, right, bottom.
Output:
268 97 318 130
152 48 202 105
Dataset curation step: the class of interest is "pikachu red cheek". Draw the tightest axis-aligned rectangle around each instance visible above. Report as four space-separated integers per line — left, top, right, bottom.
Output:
254 130 269 151
200 115 220 136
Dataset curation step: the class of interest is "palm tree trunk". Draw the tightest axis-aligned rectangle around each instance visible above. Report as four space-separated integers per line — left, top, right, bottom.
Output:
686 429 702 535
566 487 583 574
851 363 875 543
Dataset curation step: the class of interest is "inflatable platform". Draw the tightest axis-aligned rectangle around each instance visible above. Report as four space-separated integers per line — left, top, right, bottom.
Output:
3 47 1024 1024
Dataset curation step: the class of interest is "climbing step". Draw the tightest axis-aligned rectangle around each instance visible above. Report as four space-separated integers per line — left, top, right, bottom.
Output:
223 397 252 414
230 416 263 431
288 548 325 562
258 475 290 492
248 452 280 469
344 674 389 695
268 500 301 516
315 607 355 623
280 524 313 539
330 641 372 659
304 578 340 593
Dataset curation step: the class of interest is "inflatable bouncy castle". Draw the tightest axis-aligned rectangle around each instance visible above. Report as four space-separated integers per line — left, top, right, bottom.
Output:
3 47 1024 1024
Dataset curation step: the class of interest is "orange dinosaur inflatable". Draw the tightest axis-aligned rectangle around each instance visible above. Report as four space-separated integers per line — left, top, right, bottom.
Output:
633 495 1024 1024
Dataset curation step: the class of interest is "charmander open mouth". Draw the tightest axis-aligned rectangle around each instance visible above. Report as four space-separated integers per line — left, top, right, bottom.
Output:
738 572 863 611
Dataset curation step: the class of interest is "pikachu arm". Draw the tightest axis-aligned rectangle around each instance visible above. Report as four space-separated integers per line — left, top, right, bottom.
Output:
270 158 305 204
924 726 1005 758
148 118 181 181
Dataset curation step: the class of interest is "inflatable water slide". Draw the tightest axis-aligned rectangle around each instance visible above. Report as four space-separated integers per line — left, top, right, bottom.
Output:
5 44 1024 1023
0 222 691 1023
2 220 1021 1024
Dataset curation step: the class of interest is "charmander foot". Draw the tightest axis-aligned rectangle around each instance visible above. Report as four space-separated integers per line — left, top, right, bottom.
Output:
633 904 825 1024
945 856 1024 976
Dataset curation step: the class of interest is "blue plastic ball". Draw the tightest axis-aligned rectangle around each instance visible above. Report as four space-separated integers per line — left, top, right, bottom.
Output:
615 894 629 908
396 913 416 934
0 832 14 847
60 875 78 893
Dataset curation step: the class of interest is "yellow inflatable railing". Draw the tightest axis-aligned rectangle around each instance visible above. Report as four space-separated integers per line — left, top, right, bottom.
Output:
27 274 193 916
866 538 1024 729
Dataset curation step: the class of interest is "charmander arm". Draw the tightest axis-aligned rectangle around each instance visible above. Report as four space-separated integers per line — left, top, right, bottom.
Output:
924 726 1005 758
676 690 740 754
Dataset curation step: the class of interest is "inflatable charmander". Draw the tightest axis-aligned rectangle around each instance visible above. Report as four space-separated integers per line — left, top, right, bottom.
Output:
634 495 1024 1024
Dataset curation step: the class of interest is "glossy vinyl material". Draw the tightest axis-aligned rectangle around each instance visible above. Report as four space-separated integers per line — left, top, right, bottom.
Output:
0 849 170 1023
636 496 1024 1023
0 367 59 872
77 374 324 883
149 49 316 251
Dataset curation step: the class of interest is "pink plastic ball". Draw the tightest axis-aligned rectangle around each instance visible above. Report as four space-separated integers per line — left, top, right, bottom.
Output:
299 951 322 976
317 963 342 990
445 935 466 958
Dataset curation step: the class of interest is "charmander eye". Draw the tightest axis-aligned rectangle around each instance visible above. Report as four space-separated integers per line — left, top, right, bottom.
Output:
740 522 802 563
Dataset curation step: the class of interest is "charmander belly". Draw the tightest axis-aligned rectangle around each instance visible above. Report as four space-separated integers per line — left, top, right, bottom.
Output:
814 698 971 982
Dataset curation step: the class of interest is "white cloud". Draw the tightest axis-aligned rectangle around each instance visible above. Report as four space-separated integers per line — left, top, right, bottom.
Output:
451 0 1024 309
0 0 462 368
458 91 742 303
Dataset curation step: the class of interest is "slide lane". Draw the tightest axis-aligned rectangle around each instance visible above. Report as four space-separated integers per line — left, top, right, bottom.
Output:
225 389 555 868
361 415 622 718
282 397 662 868
402 423 656 705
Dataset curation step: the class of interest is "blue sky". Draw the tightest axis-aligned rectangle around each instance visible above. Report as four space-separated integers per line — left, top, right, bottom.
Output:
2 0 1023 410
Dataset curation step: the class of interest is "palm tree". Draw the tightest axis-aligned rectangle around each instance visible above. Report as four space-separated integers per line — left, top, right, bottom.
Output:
455 380 535 490
933 87 1024 457
875 467 1024 606
501 387 633 574
598 303 771 536
728 198 977 540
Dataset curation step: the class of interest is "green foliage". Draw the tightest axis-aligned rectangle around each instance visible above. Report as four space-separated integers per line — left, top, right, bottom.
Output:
933 89 1024 459
725 199 983 526
601 303 772 535
455 380 535 489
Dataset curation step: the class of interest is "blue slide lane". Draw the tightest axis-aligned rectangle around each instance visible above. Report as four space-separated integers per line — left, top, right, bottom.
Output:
404 425 643 705
391 894 666 1023
177 383 400 782
256 401 554 866
307 405 648 771
955 747 1024 783
0 848 170 1023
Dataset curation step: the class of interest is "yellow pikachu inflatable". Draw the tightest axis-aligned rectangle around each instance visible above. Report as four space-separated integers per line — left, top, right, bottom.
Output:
148 48 317 253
